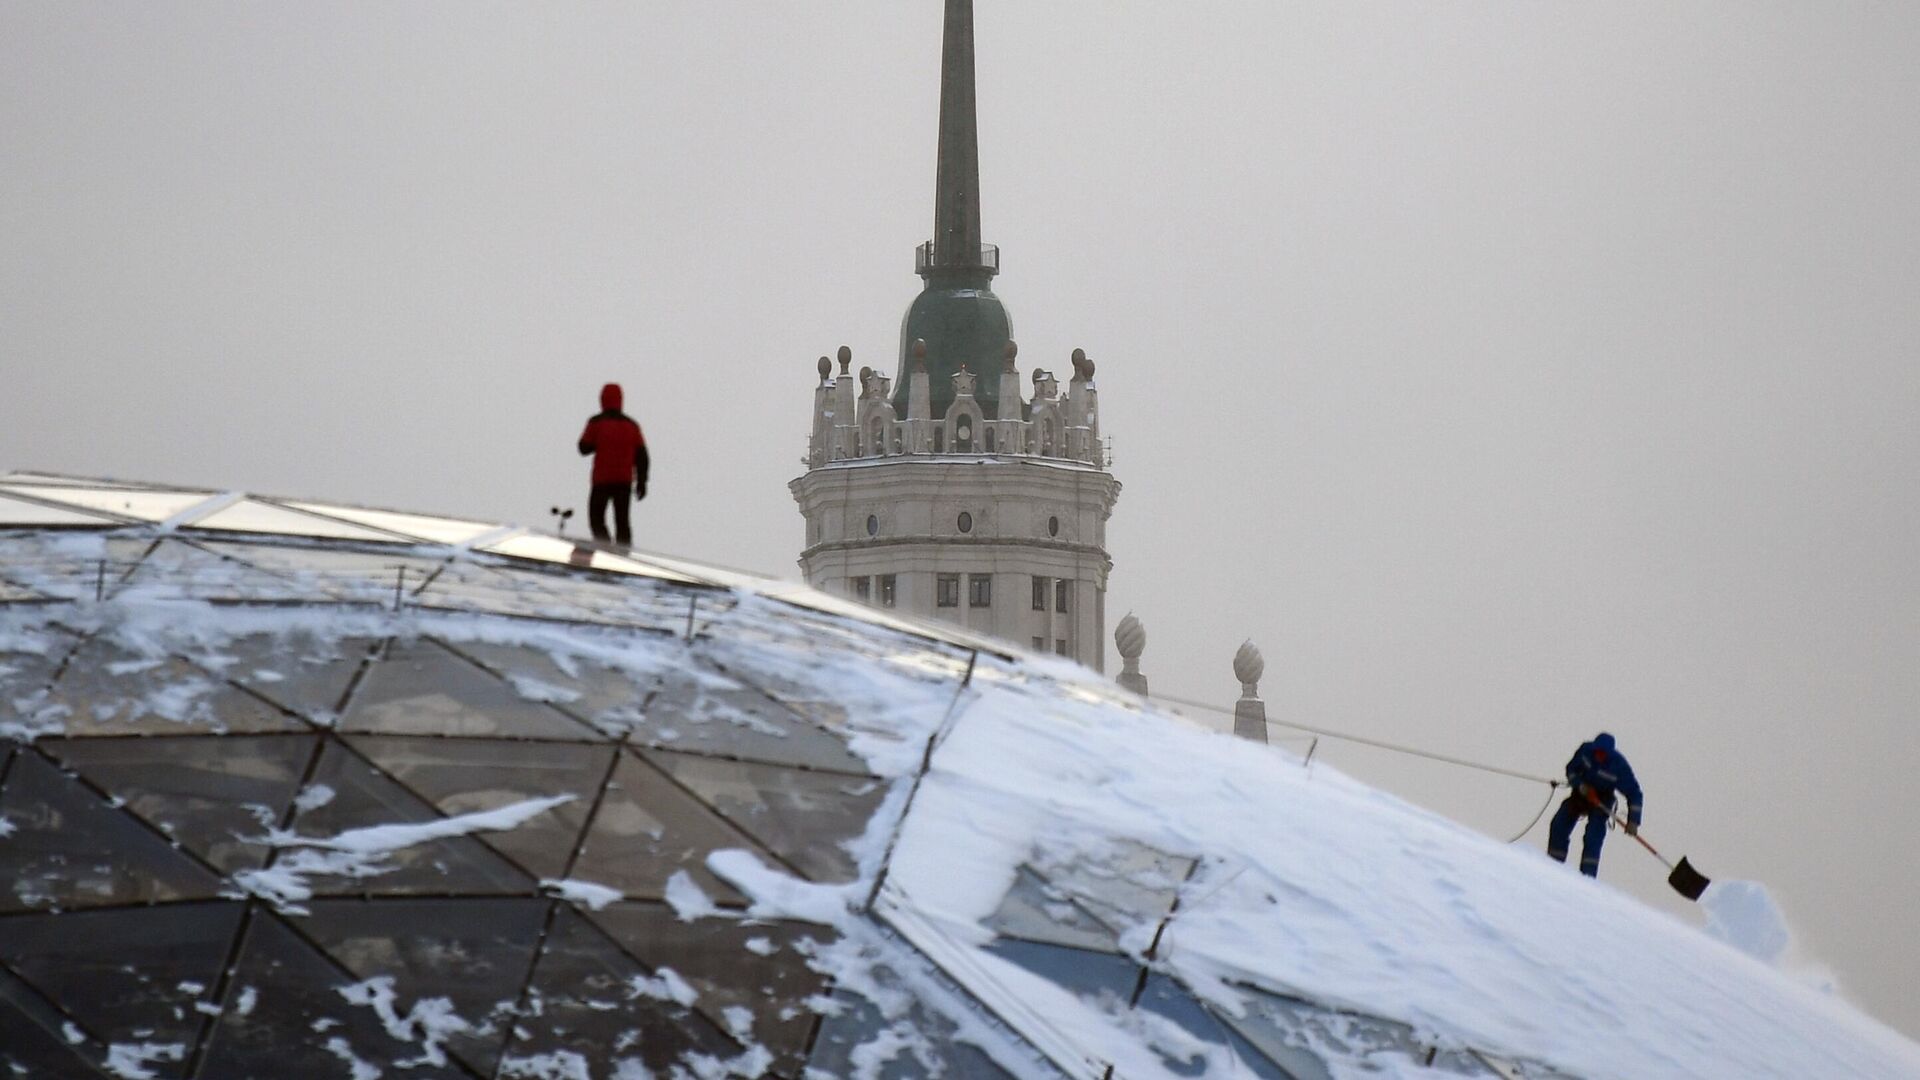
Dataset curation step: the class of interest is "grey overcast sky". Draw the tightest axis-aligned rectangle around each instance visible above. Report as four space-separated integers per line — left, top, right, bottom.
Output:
4 0 1917 1042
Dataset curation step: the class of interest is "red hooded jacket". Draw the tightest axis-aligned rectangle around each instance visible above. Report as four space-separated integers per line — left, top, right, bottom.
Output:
578 383 649 489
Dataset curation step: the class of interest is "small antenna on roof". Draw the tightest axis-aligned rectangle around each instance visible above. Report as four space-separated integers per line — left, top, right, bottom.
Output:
550 506 574 537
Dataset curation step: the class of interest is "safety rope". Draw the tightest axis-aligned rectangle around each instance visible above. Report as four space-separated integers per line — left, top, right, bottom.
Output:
1505 781 1560 843
1153 691 1565 843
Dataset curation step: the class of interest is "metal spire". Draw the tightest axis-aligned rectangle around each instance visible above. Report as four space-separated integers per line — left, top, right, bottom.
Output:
931 0 983 270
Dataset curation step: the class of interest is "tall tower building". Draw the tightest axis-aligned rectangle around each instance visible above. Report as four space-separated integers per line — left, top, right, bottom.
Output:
791 0 1120 669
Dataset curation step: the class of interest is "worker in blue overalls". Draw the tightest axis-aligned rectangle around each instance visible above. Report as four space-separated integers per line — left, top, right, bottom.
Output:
1547 732 1644 878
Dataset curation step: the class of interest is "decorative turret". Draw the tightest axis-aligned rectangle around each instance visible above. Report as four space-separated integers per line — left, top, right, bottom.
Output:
1233 640 1268 744
1115 613 1148 696
895 0 1012 422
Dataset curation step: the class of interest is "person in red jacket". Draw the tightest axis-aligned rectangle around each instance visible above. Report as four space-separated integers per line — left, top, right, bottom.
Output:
577 383 649 545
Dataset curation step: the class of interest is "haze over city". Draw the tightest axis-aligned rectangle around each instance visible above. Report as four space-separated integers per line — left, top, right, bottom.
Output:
3 1 1916 1042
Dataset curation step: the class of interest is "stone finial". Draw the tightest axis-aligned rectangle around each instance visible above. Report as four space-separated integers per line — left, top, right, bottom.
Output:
837 345 853 375
859 365 874 384
912 338 928 372
817 356 832 383
1083 356 1096 379
1071 348 1091 380
1115 613 1148 697
1233 639 1265 693
1232 639 1268 744
1004 341 1019 371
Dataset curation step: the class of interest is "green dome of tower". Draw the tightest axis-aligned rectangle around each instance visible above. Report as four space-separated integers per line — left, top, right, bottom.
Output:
892 0 1014 421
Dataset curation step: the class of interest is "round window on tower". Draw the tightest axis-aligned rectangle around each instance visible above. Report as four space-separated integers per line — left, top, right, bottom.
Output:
1048 515 1060 537
866 514 878 537
957 511 973 534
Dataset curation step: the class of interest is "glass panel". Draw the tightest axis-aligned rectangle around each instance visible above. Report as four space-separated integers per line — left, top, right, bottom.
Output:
197 910 429 1079
805 986 1024 1079
1133 974 1297 1079
449 641 661 733
39 638 303 736
1030 839 1193 937
302 898 549 1077
346 736 614 880
587 902 830 1076
1219 985 1499 1078
44 735 318 873
638 662 872 774
0 533 114 601
286 741 534 897
284 502 501 546
0 491 123 526
114 538 339 604
410 562 614 624
0 751 224 912
195 540 447 604
0 625 76 707
0 484 217 523
0 965 104 1078
460 559 709 634
498 905 739 1075
985 865 1124 954
188 499 413 542
641 749 886 883
0 902 244 1069
568 752 762 904
206 633 374 725
980 938 1139 1002
341 639 603 741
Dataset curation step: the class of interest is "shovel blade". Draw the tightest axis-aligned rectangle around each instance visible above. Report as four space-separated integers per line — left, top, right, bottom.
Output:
1668 857 1710 902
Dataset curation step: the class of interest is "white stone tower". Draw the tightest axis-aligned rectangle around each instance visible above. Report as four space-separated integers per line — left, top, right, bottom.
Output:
790 0 1120 669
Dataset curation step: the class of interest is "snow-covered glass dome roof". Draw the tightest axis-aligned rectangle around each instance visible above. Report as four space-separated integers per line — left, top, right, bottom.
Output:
2 474 1914 1080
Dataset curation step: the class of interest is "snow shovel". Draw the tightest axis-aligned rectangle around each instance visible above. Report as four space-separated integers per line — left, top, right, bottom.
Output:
1585 792 1710 901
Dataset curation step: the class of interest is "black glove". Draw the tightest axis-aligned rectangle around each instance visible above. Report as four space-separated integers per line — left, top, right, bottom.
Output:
634 482 647 502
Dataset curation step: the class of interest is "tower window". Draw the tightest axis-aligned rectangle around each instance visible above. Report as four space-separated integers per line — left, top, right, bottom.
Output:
1031 575 1046 611
968 574 991 607
936 573 960 608
984 428 995 452
934 429 945 453
1055 639 1069 656
866 514 879 537
852 576 871 601
1048 515 1059 537
957 511 972 533
1055 579 1071 614
878 574 896 607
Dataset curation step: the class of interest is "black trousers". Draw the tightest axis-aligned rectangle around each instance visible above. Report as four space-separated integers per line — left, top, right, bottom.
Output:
588 482 632 544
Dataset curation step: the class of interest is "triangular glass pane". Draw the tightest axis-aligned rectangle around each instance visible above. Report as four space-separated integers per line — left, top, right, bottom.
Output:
302 898 548 1076
44 735 318 873
195 540 447 604
985 865 1125 954
114 538 338 604
0 902 245 1073
497 905 739 1076
39 638 303 736
0 484 217 523
0 751 224 912
588 902 830 1074
450 641 661 731
1031 839 1194 937
207 634 374 726
410 562 609 623
634 662 872 774
569 752 764 904
0 492 122 527
286 502 501 546
1134 974 1299 1080
197 911 416 1078
480 563 695 633
188 499 412 542
0 966 103 1078
640 749 885 883
346 736 613 880
341 640 602 740
283 741 534 897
